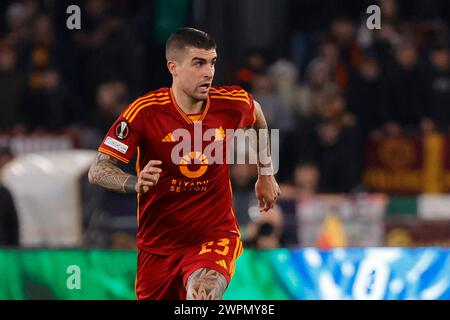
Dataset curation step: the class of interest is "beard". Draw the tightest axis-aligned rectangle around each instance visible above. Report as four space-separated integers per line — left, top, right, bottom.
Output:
185 87 209 102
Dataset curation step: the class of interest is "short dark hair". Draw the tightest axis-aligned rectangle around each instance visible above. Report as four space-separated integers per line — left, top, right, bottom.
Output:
165 27 216 60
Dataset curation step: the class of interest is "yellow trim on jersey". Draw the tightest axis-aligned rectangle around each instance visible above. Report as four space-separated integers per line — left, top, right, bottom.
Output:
228 180 241 238
123 92 169 119
136 146 141 175
128 100 171 123
210 88 246 95
123 92 169 117
136 146 141 227
170 88 193 124
230 235 241 276
210 95 250 105
170 88 211 124
210 91 248 98
199 96 211 122
188 114 202 122
251 100 257 125
124 96 170 121
227 178 242 277
98 147 129 164
215 259 228 270
231 208 241 238
230 236 239 273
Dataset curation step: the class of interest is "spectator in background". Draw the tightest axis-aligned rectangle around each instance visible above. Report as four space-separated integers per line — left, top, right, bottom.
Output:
381 38 428 133
357 0 404 69
0 146 19 247
318 39 349 90
279 83 331 182
286 0 347 75
293 57 332 117
71 80 130 151
20 14 80 131
329 17 363 72
22 67 77 131
250 72 293 132
75 0 147 103
281 83 362 192
347 56 384 137
425 41 450 132
249 71 294 183
316 120 360 192
3 0 38 52
268 58 298 111
73 0 121 50
280 163 320 199
245 205 284 249
380 0 400 22
0 40 24 131
90 80 130 133
234 48 270 92
315 87 361 193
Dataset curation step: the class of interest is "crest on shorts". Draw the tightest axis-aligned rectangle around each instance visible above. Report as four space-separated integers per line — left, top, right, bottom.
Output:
115 121 130 140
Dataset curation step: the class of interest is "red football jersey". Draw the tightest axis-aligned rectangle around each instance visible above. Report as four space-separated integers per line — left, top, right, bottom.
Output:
98 86 256 254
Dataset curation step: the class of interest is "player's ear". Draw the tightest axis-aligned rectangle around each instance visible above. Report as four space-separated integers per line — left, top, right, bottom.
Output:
167 60 177 77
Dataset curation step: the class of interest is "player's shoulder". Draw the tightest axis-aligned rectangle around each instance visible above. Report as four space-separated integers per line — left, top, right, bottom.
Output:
131 87 170 104
210 85 249 95
121 87 171 123
209 85 253 108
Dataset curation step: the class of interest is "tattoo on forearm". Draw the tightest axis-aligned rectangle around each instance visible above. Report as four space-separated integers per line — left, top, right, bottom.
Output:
88 152 136 193
123 175 138 193
186 268 227 300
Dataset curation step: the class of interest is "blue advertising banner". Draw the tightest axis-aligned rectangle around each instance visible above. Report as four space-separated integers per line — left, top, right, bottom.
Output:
255 248 450 300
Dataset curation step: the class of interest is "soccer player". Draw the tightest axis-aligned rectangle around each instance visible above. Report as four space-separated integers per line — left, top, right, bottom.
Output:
88 27 281 300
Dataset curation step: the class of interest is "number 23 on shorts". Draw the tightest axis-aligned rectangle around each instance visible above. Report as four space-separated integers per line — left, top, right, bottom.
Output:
199 238 230 256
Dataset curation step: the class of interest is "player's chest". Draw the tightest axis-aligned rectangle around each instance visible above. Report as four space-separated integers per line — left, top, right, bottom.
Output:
144 110 239 148
142 110 240 167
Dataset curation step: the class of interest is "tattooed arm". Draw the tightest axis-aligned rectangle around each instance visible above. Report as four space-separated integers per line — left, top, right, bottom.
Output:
186 268 228 300
252 100 281 212
253 100 272 170
88 152 162 194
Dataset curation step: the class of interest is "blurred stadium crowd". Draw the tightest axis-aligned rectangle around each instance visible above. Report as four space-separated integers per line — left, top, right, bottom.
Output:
1 0 450 249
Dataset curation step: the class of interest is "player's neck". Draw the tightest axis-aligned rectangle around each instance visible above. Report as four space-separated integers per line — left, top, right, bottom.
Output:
171 86 204 115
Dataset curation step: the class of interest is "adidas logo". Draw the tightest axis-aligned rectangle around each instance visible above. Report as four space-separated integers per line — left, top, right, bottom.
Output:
161 132 177 142
215 259 227 270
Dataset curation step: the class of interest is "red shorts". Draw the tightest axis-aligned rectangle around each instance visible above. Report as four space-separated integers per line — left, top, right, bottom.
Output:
135 232 243 300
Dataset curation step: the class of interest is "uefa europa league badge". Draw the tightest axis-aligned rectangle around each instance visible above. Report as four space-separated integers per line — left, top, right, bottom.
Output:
114 121 130 140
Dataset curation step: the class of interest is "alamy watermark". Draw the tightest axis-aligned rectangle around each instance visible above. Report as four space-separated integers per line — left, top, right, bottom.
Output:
67 4 381 31
366 5 381 30
66 265 81 290
66 5 81 30
168 123 279 175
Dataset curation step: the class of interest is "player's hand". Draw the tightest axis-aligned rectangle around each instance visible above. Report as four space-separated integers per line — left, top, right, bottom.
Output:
135 160 162 194
255 175 281 212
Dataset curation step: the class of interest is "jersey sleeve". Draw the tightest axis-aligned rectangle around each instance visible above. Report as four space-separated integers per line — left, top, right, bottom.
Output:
210 85 257 129
239 93 256 128
237 91 257 129
97 106 144 164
